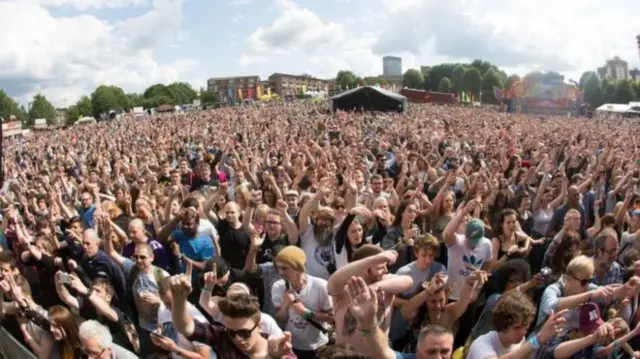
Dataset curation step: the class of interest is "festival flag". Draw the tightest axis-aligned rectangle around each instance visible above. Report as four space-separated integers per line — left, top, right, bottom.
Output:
302 84 307 93
324 84 329 93
237 88 244 101
256 84 263 98
267 87 272 97
247 87 254 99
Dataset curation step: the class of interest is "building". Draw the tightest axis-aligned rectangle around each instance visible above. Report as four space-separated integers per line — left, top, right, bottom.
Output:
268 73 328 96
597 56 629 80
382 56 402 76
420 66 430 76
630 68 640 82
207 75 260 102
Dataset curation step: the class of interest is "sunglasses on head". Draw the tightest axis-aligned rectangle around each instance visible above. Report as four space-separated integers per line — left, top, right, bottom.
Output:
226 321 259 340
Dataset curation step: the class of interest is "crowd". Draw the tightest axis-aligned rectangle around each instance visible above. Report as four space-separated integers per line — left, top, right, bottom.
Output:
0 100 640 359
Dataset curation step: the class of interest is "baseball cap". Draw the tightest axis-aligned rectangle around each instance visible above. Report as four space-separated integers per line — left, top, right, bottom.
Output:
579 302 605 335
465 219 485 243
284 190 299 198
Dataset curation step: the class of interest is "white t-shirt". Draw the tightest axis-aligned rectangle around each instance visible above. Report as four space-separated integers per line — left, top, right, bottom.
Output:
271 275 333 350
300 225 336 279
157 303 215 359
467 330 523 359
446 233 492 300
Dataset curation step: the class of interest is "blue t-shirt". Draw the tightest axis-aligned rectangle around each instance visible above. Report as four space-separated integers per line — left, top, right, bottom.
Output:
79 204 96 228
396 352 415 359
172 230 215 278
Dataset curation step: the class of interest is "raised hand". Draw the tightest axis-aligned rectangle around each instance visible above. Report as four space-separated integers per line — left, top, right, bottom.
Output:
251 232 265 248
203 263 217 287
537 309 568 344
275 199 288 214
268 332 293 358
345 276 378 329
169 261 193 301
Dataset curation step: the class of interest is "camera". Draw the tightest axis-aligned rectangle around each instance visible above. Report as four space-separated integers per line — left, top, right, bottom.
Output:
540 267 552 277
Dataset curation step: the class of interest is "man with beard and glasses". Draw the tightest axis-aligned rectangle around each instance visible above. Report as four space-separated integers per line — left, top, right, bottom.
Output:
592 228 623 286
296 184 337 280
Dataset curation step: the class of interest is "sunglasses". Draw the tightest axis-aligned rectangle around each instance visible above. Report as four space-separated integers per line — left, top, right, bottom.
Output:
333 205 345 210
226 321 259 340
569 274 592 286
265 220 281 225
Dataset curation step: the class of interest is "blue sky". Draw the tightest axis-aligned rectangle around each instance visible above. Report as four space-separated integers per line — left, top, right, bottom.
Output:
0 0 639 107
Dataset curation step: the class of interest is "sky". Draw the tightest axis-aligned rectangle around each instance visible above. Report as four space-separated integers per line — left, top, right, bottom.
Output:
1 0 639 107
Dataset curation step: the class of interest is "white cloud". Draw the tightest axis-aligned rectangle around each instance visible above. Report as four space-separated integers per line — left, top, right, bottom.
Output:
231 14 244 22
0 0 197 107
230 0 255 5
239 54 268 67
246 0 346 55
21 0 149 11
373 0 640 78
242 0 640 83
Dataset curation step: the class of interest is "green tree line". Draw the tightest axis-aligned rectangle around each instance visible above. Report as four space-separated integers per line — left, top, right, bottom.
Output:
335 59 640 106
0 82 219 126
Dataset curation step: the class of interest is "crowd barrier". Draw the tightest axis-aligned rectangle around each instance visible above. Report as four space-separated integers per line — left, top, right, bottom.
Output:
0 327 37 359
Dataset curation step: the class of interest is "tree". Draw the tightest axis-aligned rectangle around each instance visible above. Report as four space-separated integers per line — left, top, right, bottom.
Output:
423 63 459 91
335 70 358 89
403 69 424 89
481 68 504 104
601 78 616 103
28 94 56 126
66 105 80 125
461 67 482 100
167 82 198 105
632 81 640 101
582 73 603 108
0 89 27 123
76 96 93 118
437 77 452 93
579 71 597 89
362 76 388 86
90 85 127 118
126 93 144 109
451 65 466 94
613 79 635 104
200 90 219 107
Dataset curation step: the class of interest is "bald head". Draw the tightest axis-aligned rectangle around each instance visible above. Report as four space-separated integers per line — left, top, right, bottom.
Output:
223 201 241 224
568 185 580 204
129 218 147 242
82 229 100 257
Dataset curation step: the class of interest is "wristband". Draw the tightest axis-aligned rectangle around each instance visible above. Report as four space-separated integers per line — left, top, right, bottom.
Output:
84 288 94 299
303 309 314 320
203 283 215 292
612 340 620 353
360 329 373 337
528 335 540 350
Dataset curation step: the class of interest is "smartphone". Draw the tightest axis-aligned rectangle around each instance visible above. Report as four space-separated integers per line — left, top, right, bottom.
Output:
59 272 71 285
149 331 163 339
